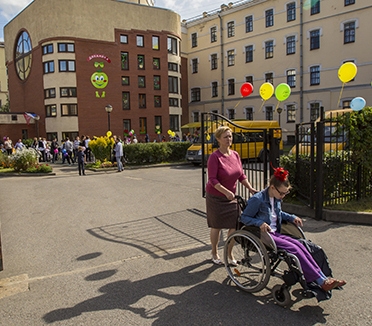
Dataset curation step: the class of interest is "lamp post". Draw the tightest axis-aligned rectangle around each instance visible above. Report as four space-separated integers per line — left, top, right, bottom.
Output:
105 104 113 131
277 107 283 126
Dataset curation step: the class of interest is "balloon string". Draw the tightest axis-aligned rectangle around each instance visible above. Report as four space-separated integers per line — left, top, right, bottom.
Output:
258 100 265 112
337 83 345 108
275 101 280 111
233 100 241 110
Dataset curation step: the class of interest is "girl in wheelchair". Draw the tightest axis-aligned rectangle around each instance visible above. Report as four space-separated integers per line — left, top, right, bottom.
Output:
240 167 346 293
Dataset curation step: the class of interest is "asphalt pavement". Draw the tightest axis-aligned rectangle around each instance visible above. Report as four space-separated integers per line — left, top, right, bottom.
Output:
0 163 371 325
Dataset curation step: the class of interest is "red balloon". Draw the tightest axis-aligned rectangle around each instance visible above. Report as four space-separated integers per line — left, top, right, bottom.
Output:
240 82 253 97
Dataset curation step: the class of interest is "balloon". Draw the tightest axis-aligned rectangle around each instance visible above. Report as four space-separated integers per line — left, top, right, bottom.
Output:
167 129 172 135
275 83 291 102
259 82 274 101
350 97 366 111
206 134 211 141
240 82 253 97
106 131 112 137
338 62 357 83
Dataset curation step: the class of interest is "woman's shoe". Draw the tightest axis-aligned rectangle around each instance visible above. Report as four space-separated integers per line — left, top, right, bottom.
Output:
228 259 238 267
211 257 223 265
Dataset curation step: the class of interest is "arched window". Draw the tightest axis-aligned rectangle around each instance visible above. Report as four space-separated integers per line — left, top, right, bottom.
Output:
15 31 32 81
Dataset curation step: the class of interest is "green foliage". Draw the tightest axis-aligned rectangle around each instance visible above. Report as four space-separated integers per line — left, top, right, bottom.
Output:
339 106 372 171
89 136 115 162
25 163 52 173
0 152 13 168
23 138 34 147
11 148 38 172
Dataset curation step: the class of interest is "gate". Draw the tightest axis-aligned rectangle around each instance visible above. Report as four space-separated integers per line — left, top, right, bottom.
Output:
200 112 282 199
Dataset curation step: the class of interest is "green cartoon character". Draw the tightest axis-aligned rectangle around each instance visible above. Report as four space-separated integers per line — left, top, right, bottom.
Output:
91 62 108 98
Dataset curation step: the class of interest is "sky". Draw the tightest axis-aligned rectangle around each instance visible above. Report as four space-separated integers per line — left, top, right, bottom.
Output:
0 0 223 41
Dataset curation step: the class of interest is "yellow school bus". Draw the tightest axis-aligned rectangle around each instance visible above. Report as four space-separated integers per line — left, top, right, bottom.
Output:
185 120 283 165
289 109 352 155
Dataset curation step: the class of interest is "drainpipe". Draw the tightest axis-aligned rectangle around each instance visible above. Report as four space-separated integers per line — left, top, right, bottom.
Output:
300 0 304 122
218 12 225 116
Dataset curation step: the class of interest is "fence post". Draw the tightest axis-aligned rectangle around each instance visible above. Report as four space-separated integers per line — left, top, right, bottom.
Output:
0 221 3 271
201 113 207 198
269 129 280 170
315 121 324 220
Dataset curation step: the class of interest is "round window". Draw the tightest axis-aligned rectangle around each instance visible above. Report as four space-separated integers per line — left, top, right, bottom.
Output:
15 31 32 81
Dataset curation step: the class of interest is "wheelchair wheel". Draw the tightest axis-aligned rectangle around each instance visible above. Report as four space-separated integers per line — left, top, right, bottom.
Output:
224 230 271 293
272 284 291 307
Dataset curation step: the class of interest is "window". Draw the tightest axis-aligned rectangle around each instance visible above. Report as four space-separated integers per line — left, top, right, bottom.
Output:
227 50 235 66
44 88 56 99
192 58 198 73
169 98 179 107
211 54 218 70
46 104 57 117
310 65 320 85
61 104 78 116
136 35 144 47
43 61 54 74
212 82 218 97
265 106 273 120
122 76 130 85
137 55 145 69
42 44 53 55
227 21 235 38
59 60 75 72
344 22 355 44
152 36 159 50
342 100 351 109
191 33 197 48
153 58 161 70
311 0 320 15
265 40 274 59
58 43 74 53
192 112 200 123
245 107 253 120
155 116 162 134
60 87 77 97
245 15 253 33
345 0 355 5
210 26 217 43
167 37 178 55
286 36 296 55
123 119 131 134
287 69 296 88
287 104 296 123
245 45 253 63
154 75 161 90
287 2 296 21
191 88 201 102
168 76 178 93
265 72 273 84
139 117 147 134
138 76 146 88
15 31 32 80
310 103 320 121
227 109 235 120
168 62 177 72
245 75 253 84
170 115 179 131
310 30 320 50
121 52 129 70
228 79 235 95
265 9 274 27
154 96 161 107
120 34 128 44
139 94 146 108
122 92 130 110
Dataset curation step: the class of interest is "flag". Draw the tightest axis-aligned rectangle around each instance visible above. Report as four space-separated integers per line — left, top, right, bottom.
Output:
23 112 40 125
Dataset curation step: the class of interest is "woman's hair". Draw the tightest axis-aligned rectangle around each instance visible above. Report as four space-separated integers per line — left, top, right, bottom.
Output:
214 126 232 139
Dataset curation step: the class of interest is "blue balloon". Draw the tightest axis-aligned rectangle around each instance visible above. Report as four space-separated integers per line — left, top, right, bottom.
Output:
350 97 366 111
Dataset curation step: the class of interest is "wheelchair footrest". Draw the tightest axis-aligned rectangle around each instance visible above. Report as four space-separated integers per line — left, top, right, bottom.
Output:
302 289 317 299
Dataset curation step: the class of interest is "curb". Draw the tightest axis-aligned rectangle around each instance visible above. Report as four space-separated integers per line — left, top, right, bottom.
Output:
282 203 372 226
0 172 56 177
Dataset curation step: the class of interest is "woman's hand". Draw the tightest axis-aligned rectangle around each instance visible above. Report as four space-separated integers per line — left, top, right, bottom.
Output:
260 223 272 233
225 191 235 201
293 217 303 227
249 187 259 194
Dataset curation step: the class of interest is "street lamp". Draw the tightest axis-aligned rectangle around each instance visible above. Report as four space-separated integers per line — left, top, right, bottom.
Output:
105 104 113 131
277 107 283 126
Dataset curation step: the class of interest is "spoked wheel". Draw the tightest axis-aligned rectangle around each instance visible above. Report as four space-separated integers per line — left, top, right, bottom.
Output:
224 230 271 293
272 284 292 307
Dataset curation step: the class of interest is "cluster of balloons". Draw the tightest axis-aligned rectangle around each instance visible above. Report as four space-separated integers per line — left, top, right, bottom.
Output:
240 82 291 102
167 129 176 137
128 129 135 137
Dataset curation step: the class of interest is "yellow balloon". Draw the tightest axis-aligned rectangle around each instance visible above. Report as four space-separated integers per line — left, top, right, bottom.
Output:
106 131 112 137
338 62 357 83
167 129 172 135
206 134 211 141
259 82 275 101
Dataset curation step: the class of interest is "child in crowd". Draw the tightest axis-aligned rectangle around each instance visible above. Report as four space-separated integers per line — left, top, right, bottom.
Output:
77 146 86 176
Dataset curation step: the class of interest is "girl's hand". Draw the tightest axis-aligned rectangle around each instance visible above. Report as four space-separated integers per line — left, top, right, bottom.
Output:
260 223 272 233
293 217 303 227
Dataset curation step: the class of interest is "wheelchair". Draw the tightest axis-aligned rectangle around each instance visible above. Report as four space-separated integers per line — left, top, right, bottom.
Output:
223 196 317 307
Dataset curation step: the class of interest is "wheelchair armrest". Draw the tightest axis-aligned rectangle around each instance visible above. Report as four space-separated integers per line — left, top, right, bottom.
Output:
240 223 277 252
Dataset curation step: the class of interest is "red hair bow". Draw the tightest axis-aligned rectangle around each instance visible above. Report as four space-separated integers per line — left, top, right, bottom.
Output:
272 165 289 182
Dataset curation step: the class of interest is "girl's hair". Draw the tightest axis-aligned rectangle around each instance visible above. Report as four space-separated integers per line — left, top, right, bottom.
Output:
214 126 232 139
269 167 291 188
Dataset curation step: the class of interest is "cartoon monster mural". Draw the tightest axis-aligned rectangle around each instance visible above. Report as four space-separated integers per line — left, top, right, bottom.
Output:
87 54 111 98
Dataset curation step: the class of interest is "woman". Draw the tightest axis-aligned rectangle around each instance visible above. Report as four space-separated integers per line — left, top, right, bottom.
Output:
206 126 257 265
240 167 346 292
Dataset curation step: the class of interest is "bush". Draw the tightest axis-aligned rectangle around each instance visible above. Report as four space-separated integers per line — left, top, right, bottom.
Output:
89 136 115 162
11 148 38 172
25 163 53 173
0 152 13 168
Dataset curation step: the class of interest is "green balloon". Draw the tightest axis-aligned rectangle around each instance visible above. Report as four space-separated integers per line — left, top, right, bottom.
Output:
275 83 291 102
